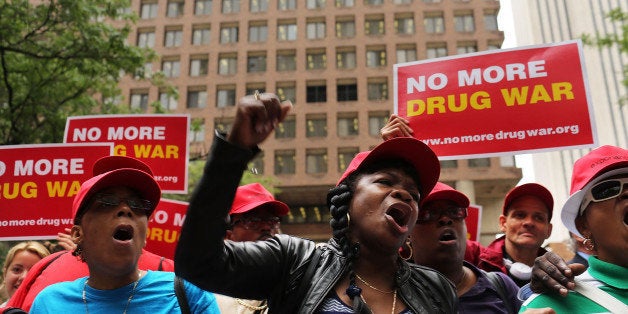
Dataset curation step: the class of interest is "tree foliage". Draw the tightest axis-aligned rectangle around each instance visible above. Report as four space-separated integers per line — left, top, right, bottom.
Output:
581 7 628 105
0 0 154 145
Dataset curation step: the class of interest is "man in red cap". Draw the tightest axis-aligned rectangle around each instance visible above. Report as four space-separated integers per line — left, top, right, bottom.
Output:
215 183 290 314
226 183 290 242
477 183 554 287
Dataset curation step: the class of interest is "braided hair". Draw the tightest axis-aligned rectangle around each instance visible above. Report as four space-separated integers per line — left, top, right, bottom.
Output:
327 159 421 314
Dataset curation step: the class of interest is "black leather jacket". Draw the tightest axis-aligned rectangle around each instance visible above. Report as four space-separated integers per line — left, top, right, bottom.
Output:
175 134 458 313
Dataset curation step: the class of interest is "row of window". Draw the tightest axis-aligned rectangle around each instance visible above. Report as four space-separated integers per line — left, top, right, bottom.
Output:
137 12 498 48
136 39 499 81
139 0 453 19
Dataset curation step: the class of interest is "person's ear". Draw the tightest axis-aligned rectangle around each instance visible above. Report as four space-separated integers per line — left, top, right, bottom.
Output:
225 229 233 240
498 214 507 232
71 225 83 244
545 223 553 239
575 215 589 237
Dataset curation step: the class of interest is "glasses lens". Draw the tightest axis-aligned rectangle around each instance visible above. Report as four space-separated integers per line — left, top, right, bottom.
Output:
591 180 621 201
94 194 151 214
418 207 467 223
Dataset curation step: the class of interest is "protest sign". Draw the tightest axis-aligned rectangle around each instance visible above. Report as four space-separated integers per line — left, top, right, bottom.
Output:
394 40 596 159
465 204 482 242
0 143 112 240
145 198 187 260
64 114 190 193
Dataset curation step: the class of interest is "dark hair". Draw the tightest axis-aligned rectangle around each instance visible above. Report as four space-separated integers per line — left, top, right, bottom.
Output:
327 158 421 314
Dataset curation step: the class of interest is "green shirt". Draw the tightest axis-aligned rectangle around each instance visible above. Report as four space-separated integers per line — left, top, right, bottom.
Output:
520 256 628 313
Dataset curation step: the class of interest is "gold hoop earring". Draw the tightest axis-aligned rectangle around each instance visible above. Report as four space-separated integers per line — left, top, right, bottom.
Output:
399 238 413 261
583 236 595 251
346 213 351 227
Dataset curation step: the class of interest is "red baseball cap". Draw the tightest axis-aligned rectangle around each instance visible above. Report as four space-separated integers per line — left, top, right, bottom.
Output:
421 182 470 208
336 137 440 199
561 145 628 236
229 183 290 216
502 183 554 220
72 156 161 224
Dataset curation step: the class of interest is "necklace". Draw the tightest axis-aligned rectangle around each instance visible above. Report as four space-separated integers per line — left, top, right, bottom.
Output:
235 298 268 311
82 270 143 314
355 273 395 294
359 289 397 314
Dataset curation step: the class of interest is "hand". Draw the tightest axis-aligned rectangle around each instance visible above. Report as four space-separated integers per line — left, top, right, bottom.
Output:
227 92 291 148
56 228 77 251
530 251 586 297
380 114 413 140
520 308 556 314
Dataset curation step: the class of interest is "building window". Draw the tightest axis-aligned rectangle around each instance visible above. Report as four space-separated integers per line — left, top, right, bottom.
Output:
366 0 383 5
137 29 155 48
190 119 206 142
164 28 183 47
423 0 441 2
166 0 184 17
487 40 502 50
468 158 490 167
368 112 389 136
249 23 268 43
366 46 386 68
162 59 181 78
216 85 236 108
222 0 240 13
396 45 417 63
337 113 358 136
187 88 208 108
276 50 297 71
277 21 297 41
440 160 458 169
140 2 158 19
367 78 388 101
307 0 325 9
306 20 326 39
394 0 412 3
427 43 447 58
134 62 153 79
424 12 444 34
245 85 265 96
194 0 212 15
336 47 356 69
274 150 296 174
250 0 269 12
249 152 264 175
306 149 328 174
338 147 358 172
159 91 178 111
337 81 357 101
454 12 475 32
484 10 499 31
335 0 354 8
335 19 355 38
220 24 239 43
306 81 326 103
218 54 237 75
306 114 327 137
275 116 296 139
190 56 209 76
247 52 267 73
192 26 211 46
130 90 149 111
278 0 296 11
457 42 477 55
365 15 385 35
306 49 326 70
395 15 415 35
277 82 296 103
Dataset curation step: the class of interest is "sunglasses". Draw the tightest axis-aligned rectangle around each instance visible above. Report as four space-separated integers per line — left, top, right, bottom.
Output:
580 177 628 213
417 206 467 223
231 216 281 230
91 193 152 215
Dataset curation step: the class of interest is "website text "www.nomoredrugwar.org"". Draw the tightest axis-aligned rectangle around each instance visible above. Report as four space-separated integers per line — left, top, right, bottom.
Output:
421 124 580 145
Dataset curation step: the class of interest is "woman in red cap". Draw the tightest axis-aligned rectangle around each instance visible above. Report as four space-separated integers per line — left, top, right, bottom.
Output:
175 93 457 313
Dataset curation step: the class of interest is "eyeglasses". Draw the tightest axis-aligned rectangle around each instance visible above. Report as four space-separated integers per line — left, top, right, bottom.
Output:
417 206 467 223
91 193 152 215
580 177 628 213
231 216 281 230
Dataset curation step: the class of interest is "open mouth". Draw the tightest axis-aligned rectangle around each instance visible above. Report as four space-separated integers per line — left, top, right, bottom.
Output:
439 229 457 242
113 225 134 241
386 205 409 227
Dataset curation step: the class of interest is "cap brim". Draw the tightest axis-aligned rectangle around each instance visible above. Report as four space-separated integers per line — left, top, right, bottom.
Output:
561 167 628 237
230 199 290 216
423 189 470 208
